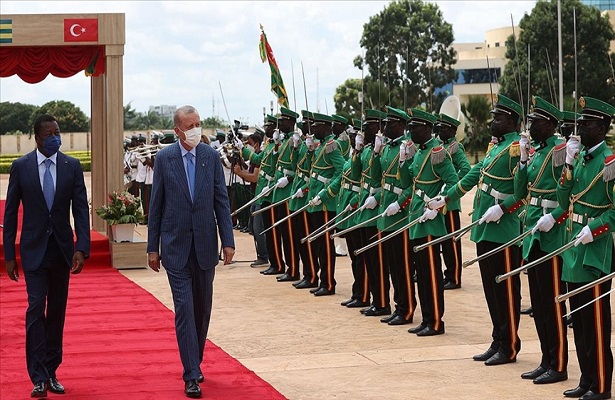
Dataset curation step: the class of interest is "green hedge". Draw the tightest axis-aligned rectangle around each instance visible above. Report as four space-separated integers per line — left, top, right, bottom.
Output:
0 151 92 173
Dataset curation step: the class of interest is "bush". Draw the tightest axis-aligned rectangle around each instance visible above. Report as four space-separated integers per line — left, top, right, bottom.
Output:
0 151 92 173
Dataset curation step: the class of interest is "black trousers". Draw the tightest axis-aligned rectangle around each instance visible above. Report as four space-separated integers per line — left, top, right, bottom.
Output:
476 241 521 359
442 210 462 285
526 245 568 372
261 201 285 272
568 276 613 394
343 230 369 303
413 235 445 331
359 226 389 309
309 211 336 291
382 230 416 321
292 210 319 284
275 202 300 277
23 236 70 384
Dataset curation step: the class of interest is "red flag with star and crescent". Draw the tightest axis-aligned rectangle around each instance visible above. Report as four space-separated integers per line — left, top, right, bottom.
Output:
64 18 98 42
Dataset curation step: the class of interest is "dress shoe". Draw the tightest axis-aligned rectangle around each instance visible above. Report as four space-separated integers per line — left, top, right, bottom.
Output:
580 390 611 400
443 281 460 290
31 382 47 398
484 351 516 366
250 258 269 268
520 306 533 315
262 268 284 276
184 380 201 398
388 315 413 326
521 366 547 380
310 287 320 293
346 299 370 308
197 373 204 383
48 377 65 394
407 323 426 334
360 306 375 314
295 280 318 289
277 273 300 282
293 278 307 287
363 306 391 317
313 287 335 296
380 313 397 323
416 326 445 336
533 369 567 384
472 347 497 361
563 385 589 398
341 298 354 306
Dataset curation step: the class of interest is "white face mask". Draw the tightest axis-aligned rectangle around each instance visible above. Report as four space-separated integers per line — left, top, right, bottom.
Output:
246 144 255 153
180 126 201 147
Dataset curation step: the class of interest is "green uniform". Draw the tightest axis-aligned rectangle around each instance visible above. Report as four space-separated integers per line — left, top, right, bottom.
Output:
373 137 408 232
325 159 359 230
271 136 297 203
337 134 351 160
351 145 381 226
288 142 315 211
307 136 345 212
441 139 471 212
242 139 278 204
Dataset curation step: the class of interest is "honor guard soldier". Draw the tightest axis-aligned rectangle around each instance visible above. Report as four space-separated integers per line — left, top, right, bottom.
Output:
351 109 390 316
435 114 471 289
372 106 417 326
429 94 524 363
291 112 320 289
514 96 568 384
557 97 615 400
332 114 351 159
271 107 301 282
398 108 458 336
559 111 580 141
238 115 281 275
305 113 345 296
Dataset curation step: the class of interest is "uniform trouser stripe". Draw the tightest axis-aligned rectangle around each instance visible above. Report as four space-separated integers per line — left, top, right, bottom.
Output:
383 231 415 319
594 285 606 393
281 203 298 276
504 247 519 358
345 231 369 302
442 210 462 285
427 235 443 330
361 226 389 309
414 235 444 329
377 232 386 307
269 206 284 271
323 212 335 291
551 256 567 372
402 231 416 320
302 211 318 283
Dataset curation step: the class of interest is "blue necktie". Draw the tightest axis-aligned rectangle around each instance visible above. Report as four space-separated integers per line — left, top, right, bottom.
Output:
186 152 195 200
43 159 54 210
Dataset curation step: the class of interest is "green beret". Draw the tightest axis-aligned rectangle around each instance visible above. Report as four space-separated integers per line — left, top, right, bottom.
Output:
437 113 461 129
312 112 333 124
385 106 411 122
528 95 562 123
352 118 362 130
561 111 580 122
301 110 314 121
163 132 176 140
332 114 349 125
491 94 523 119
579 96 615 121
364 109 387 122
280 106 300 120
408 108 437 126
264 114 278 125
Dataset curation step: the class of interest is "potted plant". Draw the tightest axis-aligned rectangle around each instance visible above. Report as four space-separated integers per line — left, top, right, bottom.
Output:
95 190 145 242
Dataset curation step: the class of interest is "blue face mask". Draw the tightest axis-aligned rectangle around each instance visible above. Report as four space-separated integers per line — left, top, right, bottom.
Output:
42 135 62 155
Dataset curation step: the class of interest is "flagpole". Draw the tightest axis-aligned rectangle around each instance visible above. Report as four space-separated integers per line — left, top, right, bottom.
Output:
557 0 564 111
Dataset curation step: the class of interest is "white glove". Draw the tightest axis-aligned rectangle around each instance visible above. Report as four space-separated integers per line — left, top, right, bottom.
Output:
279 132 285 142
566 136 580 164
419 208 438 223
235 138 244 150
355 134 364 151
479 204 505 224
259 186 271 198
399 141 408 162
532 213 556 234
309 195 322 207
293 188 304 199
427 196 446 210
574 225 594 246
292 132 301 148
519 135 530 163
363 195 378 210
305 135 314 149
385 202 401 217
276 176 289 188
374 134 384 154
273 129 280 142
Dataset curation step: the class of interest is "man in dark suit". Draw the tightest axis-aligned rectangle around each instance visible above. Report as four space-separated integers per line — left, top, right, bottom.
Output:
3 114 90 398
147 105 235 398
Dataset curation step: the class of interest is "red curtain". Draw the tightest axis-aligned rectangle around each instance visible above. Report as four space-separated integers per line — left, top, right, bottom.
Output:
0 45 105 84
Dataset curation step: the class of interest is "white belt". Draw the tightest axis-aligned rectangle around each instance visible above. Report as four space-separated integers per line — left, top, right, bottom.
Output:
311 172 331 185
571 213 595 225
415 189 430 202
342 183 360 193
529 197 558 209
297 171 310 183
278 167 295 177
480 183 513 202
361 182 380 195
383 183 402 195
259 170 275 182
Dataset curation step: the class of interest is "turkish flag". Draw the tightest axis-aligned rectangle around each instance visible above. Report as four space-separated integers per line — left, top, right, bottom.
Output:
64 18 98 42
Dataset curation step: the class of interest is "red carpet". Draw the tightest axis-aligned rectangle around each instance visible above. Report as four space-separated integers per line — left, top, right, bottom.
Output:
0 202 286 399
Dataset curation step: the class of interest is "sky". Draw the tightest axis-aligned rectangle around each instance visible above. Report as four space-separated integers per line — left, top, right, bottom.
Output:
0 1 536 127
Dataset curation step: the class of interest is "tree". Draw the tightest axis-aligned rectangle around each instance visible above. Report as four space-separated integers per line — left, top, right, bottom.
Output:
0 102 39 135
461 95 492 164
499 0 615 116
202 116 226 129
30 100 89 132
349 0 456 113
333 79 363 120
124 102 140 130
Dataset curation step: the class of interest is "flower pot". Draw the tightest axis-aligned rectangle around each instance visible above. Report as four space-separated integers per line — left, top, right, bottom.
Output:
111 223 135 243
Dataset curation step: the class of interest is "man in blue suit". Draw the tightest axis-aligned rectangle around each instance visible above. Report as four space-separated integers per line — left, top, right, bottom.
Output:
3 114 90 398
147 105 235 398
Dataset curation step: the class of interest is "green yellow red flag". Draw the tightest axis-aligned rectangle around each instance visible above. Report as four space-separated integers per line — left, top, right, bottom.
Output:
259 25 289 108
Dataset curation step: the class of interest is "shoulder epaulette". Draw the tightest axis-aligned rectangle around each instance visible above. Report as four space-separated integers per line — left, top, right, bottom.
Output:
552 143 567 168
325 139 338 154
486 137 497 155
509 141 521 158
447 140 459 156
431 146 446 165
406 141 417 160
603 154 615 182
338 131 349 141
